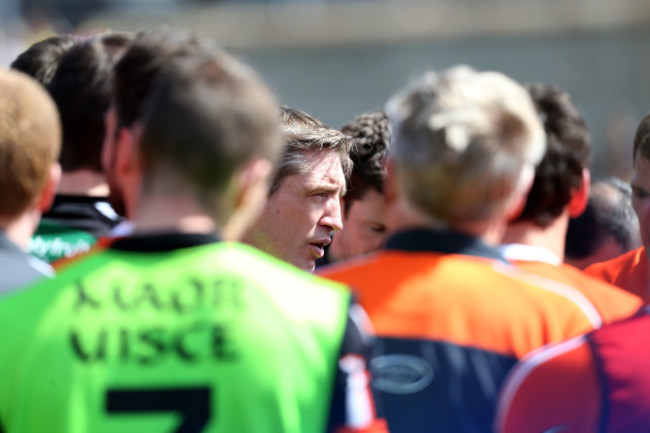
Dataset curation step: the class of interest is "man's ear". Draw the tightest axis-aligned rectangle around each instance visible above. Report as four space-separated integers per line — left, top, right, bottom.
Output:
115 122 142 178
113 122 144 219
505 164 535 222
568 169 590 218
384 158 399 206
222 157 273 241
38 162 62 213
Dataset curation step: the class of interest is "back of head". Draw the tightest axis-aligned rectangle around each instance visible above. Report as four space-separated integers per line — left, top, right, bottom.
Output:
139 51 282 220
566 177 641 266
270 107 354 195
340 111 391 208
113 31 211 130
514 83 590 227
0 69 61 218
385 65 545 223
10 35 78 87
48 32 133 173
633 113 650 163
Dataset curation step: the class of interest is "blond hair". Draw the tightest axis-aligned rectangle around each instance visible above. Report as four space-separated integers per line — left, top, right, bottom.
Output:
0 69 60 218
386 65 545 223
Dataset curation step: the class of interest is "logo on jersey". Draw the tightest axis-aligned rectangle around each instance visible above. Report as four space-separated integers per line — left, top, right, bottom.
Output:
371 354 433 394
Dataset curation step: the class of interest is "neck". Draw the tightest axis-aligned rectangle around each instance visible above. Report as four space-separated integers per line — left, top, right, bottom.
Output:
57 170 109 196
0 208 41 251
502 212 569 261
133 189 218 236
388 197 507 247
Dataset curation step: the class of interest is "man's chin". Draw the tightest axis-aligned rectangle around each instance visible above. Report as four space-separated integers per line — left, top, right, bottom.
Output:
293 256 316 273
300 260 316 273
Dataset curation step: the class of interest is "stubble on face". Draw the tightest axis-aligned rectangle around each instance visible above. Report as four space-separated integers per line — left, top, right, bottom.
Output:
243 150 346 271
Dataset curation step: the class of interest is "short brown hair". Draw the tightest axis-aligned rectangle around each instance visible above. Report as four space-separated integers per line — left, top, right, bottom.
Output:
138 50 282 219
633 113 650 163
0 69 61 218
113 31 209 130
270 106 353 195
514 83 590 227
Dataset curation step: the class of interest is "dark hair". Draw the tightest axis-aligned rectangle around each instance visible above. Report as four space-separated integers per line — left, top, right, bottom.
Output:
269 107 354 195
47 33 133 172
633 113 650 163
139 51 282 219
10 35 79 87
566 177 640 259
113 31 210 130
515 82 590 227
340 111 390 213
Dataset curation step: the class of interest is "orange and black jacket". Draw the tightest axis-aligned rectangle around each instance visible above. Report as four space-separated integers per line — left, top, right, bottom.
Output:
320 228 603 433
585 246 650 304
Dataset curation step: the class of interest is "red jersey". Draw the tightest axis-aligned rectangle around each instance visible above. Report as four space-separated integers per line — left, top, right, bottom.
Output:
320 229 603 433
585 246 650 303
497 308 650 433
501 244 642 324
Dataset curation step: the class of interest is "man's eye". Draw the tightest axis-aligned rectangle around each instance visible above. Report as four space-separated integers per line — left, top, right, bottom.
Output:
370 224 387 234
309 191 329 201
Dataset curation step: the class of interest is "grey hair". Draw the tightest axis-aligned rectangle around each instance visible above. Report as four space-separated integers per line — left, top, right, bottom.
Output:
269 106 354 195
385 65 545 223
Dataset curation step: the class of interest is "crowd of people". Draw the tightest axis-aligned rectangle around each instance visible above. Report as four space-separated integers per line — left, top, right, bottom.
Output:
0 28 648 433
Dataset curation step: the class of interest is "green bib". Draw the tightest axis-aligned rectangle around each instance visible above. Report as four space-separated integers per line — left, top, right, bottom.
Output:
0 242 351 433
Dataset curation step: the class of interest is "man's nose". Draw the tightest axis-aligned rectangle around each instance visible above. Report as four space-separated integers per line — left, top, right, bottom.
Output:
320 197 344 232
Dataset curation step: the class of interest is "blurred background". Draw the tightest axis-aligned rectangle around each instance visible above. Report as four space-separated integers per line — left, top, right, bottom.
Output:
1 0 649 179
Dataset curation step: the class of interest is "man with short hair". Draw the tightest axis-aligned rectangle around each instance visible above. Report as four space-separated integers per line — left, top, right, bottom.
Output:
565 177 641 269
0 35 385 433
321 66 604 433
28 33 131 263
103 31 208 225
317 111 390 266
500 83 642 323
586 114 650 303
0 68 61 293
243 106 353 271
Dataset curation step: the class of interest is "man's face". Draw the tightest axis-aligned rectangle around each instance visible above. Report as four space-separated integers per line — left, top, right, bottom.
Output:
332 188 387 261
631 154 650 254
244 149 346 271
102 106 127 217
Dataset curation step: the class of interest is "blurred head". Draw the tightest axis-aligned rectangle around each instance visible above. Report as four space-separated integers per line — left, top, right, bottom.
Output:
385 66 545 227
243 107 354 271
106 31 210 218
329 111 391 261
48 32 132 174
566 177 641 269
630 114 650 255
130 51 282 237
11 35 78 87
514 82 591 227
0 69 61 225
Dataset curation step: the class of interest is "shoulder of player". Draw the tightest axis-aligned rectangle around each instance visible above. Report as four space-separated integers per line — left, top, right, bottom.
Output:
495 334 599 433
493 262 603 328
585 246 645 279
